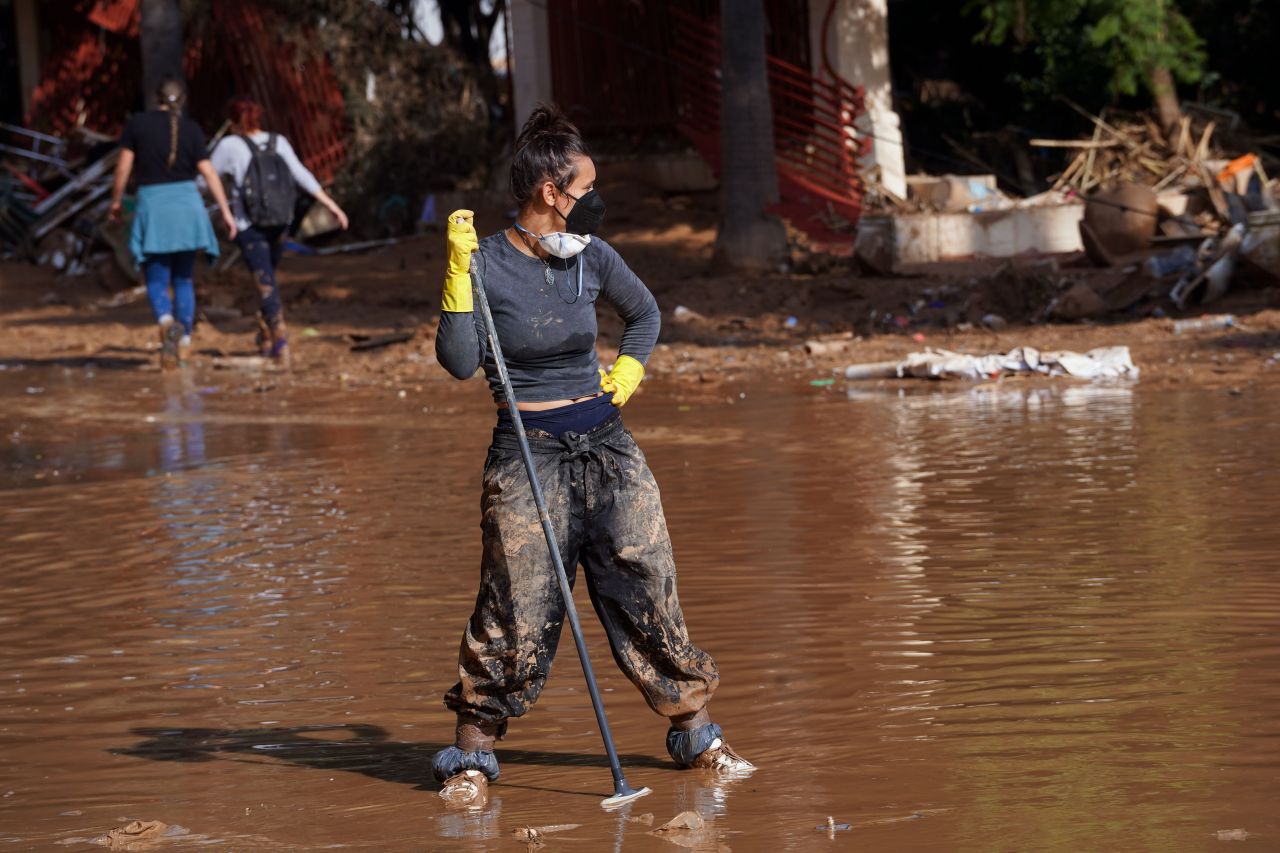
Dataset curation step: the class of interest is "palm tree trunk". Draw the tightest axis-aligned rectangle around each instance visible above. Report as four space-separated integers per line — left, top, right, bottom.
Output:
1148 64 1182 138
712 0 788 274
140 0 184 103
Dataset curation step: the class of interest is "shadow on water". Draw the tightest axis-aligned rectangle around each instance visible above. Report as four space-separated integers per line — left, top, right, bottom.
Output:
113 725 672 795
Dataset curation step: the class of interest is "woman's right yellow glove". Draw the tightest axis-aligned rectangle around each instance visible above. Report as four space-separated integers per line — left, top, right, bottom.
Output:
442 209 478 313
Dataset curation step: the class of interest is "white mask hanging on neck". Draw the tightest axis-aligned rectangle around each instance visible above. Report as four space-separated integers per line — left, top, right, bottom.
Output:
515 222 590 259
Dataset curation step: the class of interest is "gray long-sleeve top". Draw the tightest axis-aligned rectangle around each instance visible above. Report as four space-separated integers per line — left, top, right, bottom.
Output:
435 232 661 403
207 132 322 231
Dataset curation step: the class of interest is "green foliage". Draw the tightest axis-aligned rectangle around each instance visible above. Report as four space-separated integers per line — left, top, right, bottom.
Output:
968 0 1206 99
264 0 492 223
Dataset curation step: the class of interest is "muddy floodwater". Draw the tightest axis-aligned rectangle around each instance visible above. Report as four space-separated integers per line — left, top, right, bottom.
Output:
2 368 1278 851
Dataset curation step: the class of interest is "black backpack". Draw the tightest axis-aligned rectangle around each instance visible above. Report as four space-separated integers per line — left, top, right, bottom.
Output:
237 134 296 228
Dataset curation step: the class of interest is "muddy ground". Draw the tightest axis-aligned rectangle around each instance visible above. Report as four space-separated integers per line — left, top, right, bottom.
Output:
4 180 1280 396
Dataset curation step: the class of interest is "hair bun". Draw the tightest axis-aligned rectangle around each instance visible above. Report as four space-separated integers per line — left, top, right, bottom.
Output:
515 103 581 152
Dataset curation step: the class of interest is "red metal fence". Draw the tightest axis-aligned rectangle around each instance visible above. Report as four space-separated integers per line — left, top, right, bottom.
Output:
547 0 813 135
24 0 347 182
669 7 868 251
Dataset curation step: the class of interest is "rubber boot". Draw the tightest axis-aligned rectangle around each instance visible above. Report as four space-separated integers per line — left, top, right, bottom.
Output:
270 318 291 369
254 315 273 357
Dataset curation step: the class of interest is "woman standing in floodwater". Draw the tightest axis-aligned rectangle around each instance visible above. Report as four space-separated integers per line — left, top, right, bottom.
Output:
430 104 753 807
110 78 236 369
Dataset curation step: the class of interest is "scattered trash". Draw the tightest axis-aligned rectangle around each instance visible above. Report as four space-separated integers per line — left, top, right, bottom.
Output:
1080 184 1159 262
295 202 341 240
843 345 1139 382
1173 314 1236 334
1215 829 1250 841
803 338 849 356
1051 282 1107 321
672 305 705 324
981 313 1008 331
348 331 415 352
625 813 655 825
653 811 704 834
92 285 146 309
91 819 189 849
211 356 278 371
510 823 580 843
816 815 852 831
301 327 321 337
1144 245 1198 279
809 378 835 387
784 315 798 328
309 236 414 256
1170 223 1246 309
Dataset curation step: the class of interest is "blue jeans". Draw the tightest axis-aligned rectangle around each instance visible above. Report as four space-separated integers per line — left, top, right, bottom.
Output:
234 225 287 326
143 251 196 335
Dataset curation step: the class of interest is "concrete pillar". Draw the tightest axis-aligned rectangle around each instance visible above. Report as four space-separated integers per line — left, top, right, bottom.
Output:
809 0 907 199
508 0 553 133
14 0 40 117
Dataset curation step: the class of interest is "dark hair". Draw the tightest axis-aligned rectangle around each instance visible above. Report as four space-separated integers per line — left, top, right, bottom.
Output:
226 96 265 135
509 103 589 206
156 78 186 169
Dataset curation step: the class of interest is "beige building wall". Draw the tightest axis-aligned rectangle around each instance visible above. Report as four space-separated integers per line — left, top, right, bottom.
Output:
508 0 553 132
14 0 40 116
810 0 907 198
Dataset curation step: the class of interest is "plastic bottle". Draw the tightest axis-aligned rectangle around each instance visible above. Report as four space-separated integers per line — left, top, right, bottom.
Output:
1144 245 1197 278
1173 314 1235 334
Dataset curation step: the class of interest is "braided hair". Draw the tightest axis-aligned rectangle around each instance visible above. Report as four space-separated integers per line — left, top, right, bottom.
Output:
156 78 186 169
509 103 589 206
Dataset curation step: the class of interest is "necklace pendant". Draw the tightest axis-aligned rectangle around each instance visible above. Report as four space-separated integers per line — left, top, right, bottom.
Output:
544 266 555 286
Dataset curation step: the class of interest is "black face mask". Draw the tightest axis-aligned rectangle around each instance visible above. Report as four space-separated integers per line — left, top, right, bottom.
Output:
559 188 606 236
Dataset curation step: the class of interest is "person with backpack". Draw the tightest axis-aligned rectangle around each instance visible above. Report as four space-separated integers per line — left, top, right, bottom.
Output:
110 78 237 369
209 96 349 364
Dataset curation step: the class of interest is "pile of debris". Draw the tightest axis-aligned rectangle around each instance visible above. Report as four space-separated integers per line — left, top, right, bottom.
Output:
1040 110 1242 195
0 123 124 276
862 172 1072 217
1035 107 1280 314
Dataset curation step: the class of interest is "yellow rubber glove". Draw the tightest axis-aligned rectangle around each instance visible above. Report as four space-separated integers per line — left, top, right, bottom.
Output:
442 209 478 313
599 354 645 407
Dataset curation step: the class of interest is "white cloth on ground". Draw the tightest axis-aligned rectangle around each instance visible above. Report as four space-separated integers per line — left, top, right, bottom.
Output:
893 346 1138 381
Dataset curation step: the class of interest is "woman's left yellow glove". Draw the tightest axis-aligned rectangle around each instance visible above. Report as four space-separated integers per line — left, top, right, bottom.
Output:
599 355 645 406
442 209 478 313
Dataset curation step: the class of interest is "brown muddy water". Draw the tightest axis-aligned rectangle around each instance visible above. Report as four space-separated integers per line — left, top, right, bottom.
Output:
2 366 1278 851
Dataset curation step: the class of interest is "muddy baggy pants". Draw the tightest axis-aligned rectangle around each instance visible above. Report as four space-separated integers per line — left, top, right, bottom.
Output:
444 414 719 727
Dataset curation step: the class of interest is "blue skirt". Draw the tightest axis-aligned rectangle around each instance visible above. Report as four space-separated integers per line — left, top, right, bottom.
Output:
129 180 220 266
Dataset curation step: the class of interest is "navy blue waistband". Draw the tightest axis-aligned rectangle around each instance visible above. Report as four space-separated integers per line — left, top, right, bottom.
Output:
496 393 616 438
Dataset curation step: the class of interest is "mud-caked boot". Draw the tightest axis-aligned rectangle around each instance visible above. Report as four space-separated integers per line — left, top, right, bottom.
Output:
269 319 291 369
254 315 273 357
158 321 182 370
667 722 755 777
432 746 499 808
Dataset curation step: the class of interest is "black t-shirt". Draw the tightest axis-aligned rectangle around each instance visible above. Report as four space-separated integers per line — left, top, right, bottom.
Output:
118 110 208 185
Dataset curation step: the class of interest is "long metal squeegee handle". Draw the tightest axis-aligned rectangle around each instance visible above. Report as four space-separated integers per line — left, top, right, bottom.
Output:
468 254 648 807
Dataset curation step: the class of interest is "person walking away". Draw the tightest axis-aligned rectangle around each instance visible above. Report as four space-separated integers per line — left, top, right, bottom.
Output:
110 78 236 369
209 96 349 366
430 104 753 808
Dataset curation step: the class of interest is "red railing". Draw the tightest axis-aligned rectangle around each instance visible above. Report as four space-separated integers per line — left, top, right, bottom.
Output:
669 7 868 252
24 0 347 184
209 1 348 183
